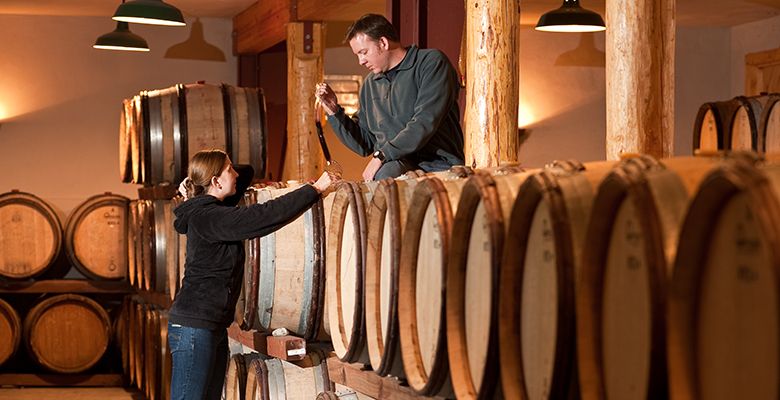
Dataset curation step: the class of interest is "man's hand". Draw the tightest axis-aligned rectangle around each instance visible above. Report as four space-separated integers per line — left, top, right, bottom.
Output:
315 83 340 116
362 157 383 181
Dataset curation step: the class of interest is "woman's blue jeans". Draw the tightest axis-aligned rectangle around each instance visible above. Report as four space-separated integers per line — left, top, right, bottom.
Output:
168 322 229 400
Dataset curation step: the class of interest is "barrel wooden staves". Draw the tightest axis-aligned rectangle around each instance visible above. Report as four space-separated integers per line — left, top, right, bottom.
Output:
64 193 129 280
172 196 187 298
153 198 180 298
759 94 780 153
144 306 161 400
159 310 171 400
364 176 423 377
237 189 261 331
115 296 132 379
245 349 332 399
668 159 780 400
132 200 148 290
443 168 533 399
0 190 63 279
398 174 467 397
136 197 178 295
23 294 111 373
577 155 733 400
327 181 378 364
0 298 21 367
251 183 326 340
694 95 774 153
492 161 614 400
129 95 145 184
693 101 729 152
141 307 171 400
225 352 262 400
130 300 147 388
124 83 268 185
128 200 139 288
119 97 135 182
727 96 765 151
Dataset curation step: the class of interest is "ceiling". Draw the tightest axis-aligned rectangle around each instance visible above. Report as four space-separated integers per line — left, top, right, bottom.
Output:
0 0 778 27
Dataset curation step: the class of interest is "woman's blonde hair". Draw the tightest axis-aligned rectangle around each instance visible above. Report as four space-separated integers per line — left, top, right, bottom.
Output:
184 149 228 198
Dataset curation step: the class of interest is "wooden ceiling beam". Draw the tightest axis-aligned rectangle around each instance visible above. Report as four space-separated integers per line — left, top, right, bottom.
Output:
233 0 385 54
295 0 385 22
233 0 292 54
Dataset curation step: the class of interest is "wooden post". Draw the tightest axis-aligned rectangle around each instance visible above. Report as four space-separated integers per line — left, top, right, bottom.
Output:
284 22 325 181
464 0 520 168
606 0 675 159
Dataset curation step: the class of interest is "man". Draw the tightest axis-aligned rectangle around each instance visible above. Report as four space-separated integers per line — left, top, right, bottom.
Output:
315 14 464 181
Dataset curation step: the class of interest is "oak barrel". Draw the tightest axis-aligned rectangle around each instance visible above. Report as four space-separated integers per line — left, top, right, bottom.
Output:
128 200 139 288
444 168 533 399
23 294 110 373
759 94 780 153
64 193 129 280
0 190 63 279
364 176 423 377
693 101 729 152
225 352 262 400
251 183 326 340
144 306 161 400
327 181 377 363
134 197 178 295
495 161 614 400
124 83 268 185
398 173 467 397
577 155 729 400
668 159 779 400
727 96 765 151
236 189 259 331
130 301 147 388
119 97 134 182
153 199 180 298
0 298 21 367
245 349 332 400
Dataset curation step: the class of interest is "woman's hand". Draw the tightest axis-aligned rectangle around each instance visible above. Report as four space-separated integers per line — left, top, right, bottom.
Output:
312 170 342 195
178 177 191 200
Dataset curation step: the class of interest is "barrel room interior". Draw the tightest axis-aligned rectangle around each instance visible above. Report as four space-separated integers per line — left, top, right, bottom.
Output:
0 0 779 399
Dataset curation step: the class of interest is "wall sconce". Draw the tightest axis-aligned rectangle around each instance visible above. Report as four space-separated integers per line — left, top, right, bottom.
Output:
536 0 606 33
93 22 150 52
113 0 186 27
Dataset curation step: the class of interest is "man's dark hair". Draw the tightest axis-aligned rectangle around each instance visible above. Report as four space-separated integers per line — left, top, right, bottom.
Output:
344 14 400 43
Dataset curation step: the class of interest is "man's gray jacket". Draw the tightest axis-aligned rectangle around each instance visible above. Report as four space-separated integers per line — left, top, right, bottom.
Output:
327 45 465 172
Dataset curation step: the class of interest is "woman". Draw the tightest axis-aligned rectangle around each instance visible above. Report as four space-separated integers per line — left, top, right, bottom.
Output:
168 149 339 400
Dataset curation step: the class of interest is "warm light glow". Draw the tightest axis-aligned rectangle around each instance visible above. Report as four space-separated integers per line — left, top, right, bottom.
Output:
0 102 6 121
112 16 185 26
518 103 535 128
536 25 606 33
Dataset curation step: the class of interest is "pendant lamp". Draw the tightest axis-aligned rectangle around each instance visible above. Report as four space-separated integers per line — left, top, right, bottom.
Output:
535 0 606 33
93 22 150 52
113 0 186 27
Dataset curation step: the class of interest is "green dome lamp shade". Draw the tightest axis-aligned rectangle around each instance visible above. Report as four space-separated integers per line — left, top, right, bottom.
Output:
112 0 186 27
535 0 606 33
93 22 150 52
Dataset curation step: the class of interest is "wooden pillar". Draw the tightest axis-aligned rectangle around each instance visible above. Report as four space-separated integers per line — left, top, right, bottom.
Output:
284 22 325 181
606 0 675 159
464 0 519 168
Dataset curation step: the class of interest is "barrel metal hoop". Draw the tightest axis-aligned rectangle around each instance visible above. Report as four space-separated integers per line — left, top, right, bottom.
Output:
176 84 188 182
220 84 234 161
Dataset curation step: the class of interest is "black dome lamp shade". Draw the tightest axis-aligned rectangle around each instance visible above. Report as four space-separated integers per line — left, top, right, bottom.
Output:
535 0 606 33
112 0 186 27
93 22 150 52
